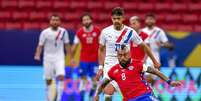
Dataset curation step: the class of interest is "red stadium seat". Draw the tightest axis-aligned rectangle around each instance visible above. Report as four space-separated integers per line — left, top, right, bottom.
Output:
12 11 29 21
63 13 81 21
70 1 86 9
40 22 49 29
62 23 76 30
171 3 187 12
104 1 120 10
36 1 52 9
138 3 154 11
6 22 22 29
161 24 178 31
155 3 171 11
0 23 5 29
156 13 166 22
18 1 35 9
53 1 70 10
182 14 198 23
0 11 11 20
165 14 181 22
29 12 46 21
87 1 103 9
194 25 201 32
98 13 110 21
122 2 137 10
23 22 40 29
177 25 193 32
1 0 18 9
188 3 201 12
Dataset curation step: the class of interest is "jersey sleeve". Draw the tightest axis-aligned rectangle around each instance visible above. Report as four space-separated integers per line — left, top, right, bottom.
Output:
38 30 46 46
135 63 144 73
107 66 115 80
159 29 168 43
99 30 106 46
131 30 143 45
141 31 149 44
63 29 70 44
73 35 80 44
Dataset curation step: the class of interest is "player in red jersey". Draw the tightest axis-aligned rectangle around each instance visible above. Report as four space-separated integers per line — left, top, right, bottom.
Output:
71 13 101 101
94 44 181 101
129 16 149 63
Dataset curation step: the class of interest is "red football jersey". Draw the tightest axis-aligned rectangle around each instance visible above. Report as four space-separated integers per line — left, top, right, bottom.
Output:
108 60 152 101
76 26 101 62
130 31 148 62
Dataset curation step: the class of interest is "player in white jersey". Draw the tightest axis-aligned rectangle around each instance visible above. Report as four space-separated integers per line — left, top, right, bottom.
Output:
142 13 173 83
95 7 160 101
34 14 71 101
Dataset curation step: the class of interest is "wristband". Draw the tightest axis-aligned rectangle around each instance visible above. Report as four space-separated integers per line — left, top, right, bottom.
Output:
166 79 172 85
98 65 103 69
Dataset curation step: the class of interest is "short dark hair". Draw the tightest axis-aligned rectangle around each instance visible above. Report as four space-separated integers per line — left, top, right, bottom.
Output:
81 12 93 21
145 13 156 19
111 7 124 16
49 14 61 20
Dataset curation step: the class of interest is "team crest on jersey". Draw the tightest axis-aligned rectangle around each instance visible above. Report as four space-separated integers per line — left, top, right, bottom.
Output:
114 69 119 74
92 32 97 37
82 34 87 37
128 66 134 70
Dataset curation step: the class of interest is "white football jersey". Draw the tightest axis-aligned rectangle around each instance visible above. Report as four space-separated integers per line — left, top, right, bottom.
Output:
38 27 69 61
100 25 142 67
142 26 168 62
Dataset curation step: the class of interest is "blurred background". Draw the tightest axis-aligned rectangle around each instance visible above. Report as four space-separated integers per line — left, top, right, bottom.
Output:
0 0 200 101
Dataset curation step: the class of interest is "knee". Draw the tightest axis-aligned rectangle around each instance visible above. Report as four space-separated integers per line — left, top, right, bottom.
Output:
103 84 115 95
57 75 64 81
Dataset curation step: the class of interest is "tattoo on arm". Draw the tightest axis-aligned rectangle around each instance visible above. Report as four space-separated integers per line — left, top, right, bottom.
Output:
96 79 111 95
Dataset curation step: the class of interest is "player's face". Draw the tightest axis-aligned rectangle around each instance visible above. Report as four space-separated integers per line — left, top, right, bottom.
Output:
50 16 61 30
82 15 92 28
117 50 131 68
130 19 141 32
111 15 124 30
145 16 155 27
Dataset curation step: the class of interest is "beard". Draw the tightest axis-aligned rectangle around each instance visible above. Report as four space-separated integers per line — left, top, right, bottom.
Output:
120 58 131 68
84 23 92 29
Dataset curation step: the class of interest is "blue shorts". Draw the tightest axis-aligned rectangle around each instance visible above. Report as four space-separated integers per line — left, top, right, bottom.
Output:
78 61 98 77
128 92 159 101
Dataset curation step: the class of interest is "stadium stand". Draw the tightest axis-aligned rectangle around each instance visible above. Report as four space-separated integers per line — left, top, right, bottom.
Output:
0 0 200 32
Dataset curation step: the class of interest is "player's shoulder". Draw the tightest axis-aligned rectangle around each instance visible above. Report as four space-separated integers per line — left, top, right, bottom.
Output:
77 27 84 34
154 26 164 31
58 27 67 32
102 25 113 32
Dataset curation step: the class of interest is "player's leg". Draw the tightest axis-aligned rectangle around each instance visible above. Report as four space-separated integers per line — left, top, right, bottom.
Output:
44 60 55 101
88 62 98 100
55 60 65 101
145 58 156 85
78 62 88 101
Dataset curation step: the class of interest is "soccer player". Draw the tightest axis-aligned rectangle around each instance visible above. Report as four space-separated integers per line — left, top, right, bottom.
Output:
34 14 70 101
129 16 149 63
96 7 160 101
94 44 182 101
142 13 174 83
71 13 101 101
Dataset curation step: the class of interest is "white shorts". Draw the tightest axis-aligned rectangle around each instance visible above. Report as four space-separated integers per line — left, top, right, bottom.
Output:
103 60 121 92
43 60 65 80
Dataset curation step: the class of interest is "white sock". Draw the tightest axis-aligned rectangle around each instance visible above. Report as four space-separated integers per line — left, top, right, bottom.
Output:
46 84 53 101
56 81 64 101
79 79 86 91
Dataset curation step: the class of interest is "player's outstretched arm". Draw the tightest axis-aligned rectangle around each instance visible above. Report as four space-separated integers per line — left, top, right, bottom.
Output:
146 66 182 87
95 44 105 81
140 42 161 69
34 45 43 61
94 78 111 101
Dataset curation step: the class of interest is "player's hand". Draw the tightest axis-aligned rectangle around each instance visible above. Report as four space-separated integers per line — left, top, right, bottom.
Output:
93 95 99 101
153 62 161 70
170 81 182 87
34 55 40 61
95 69 103 81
